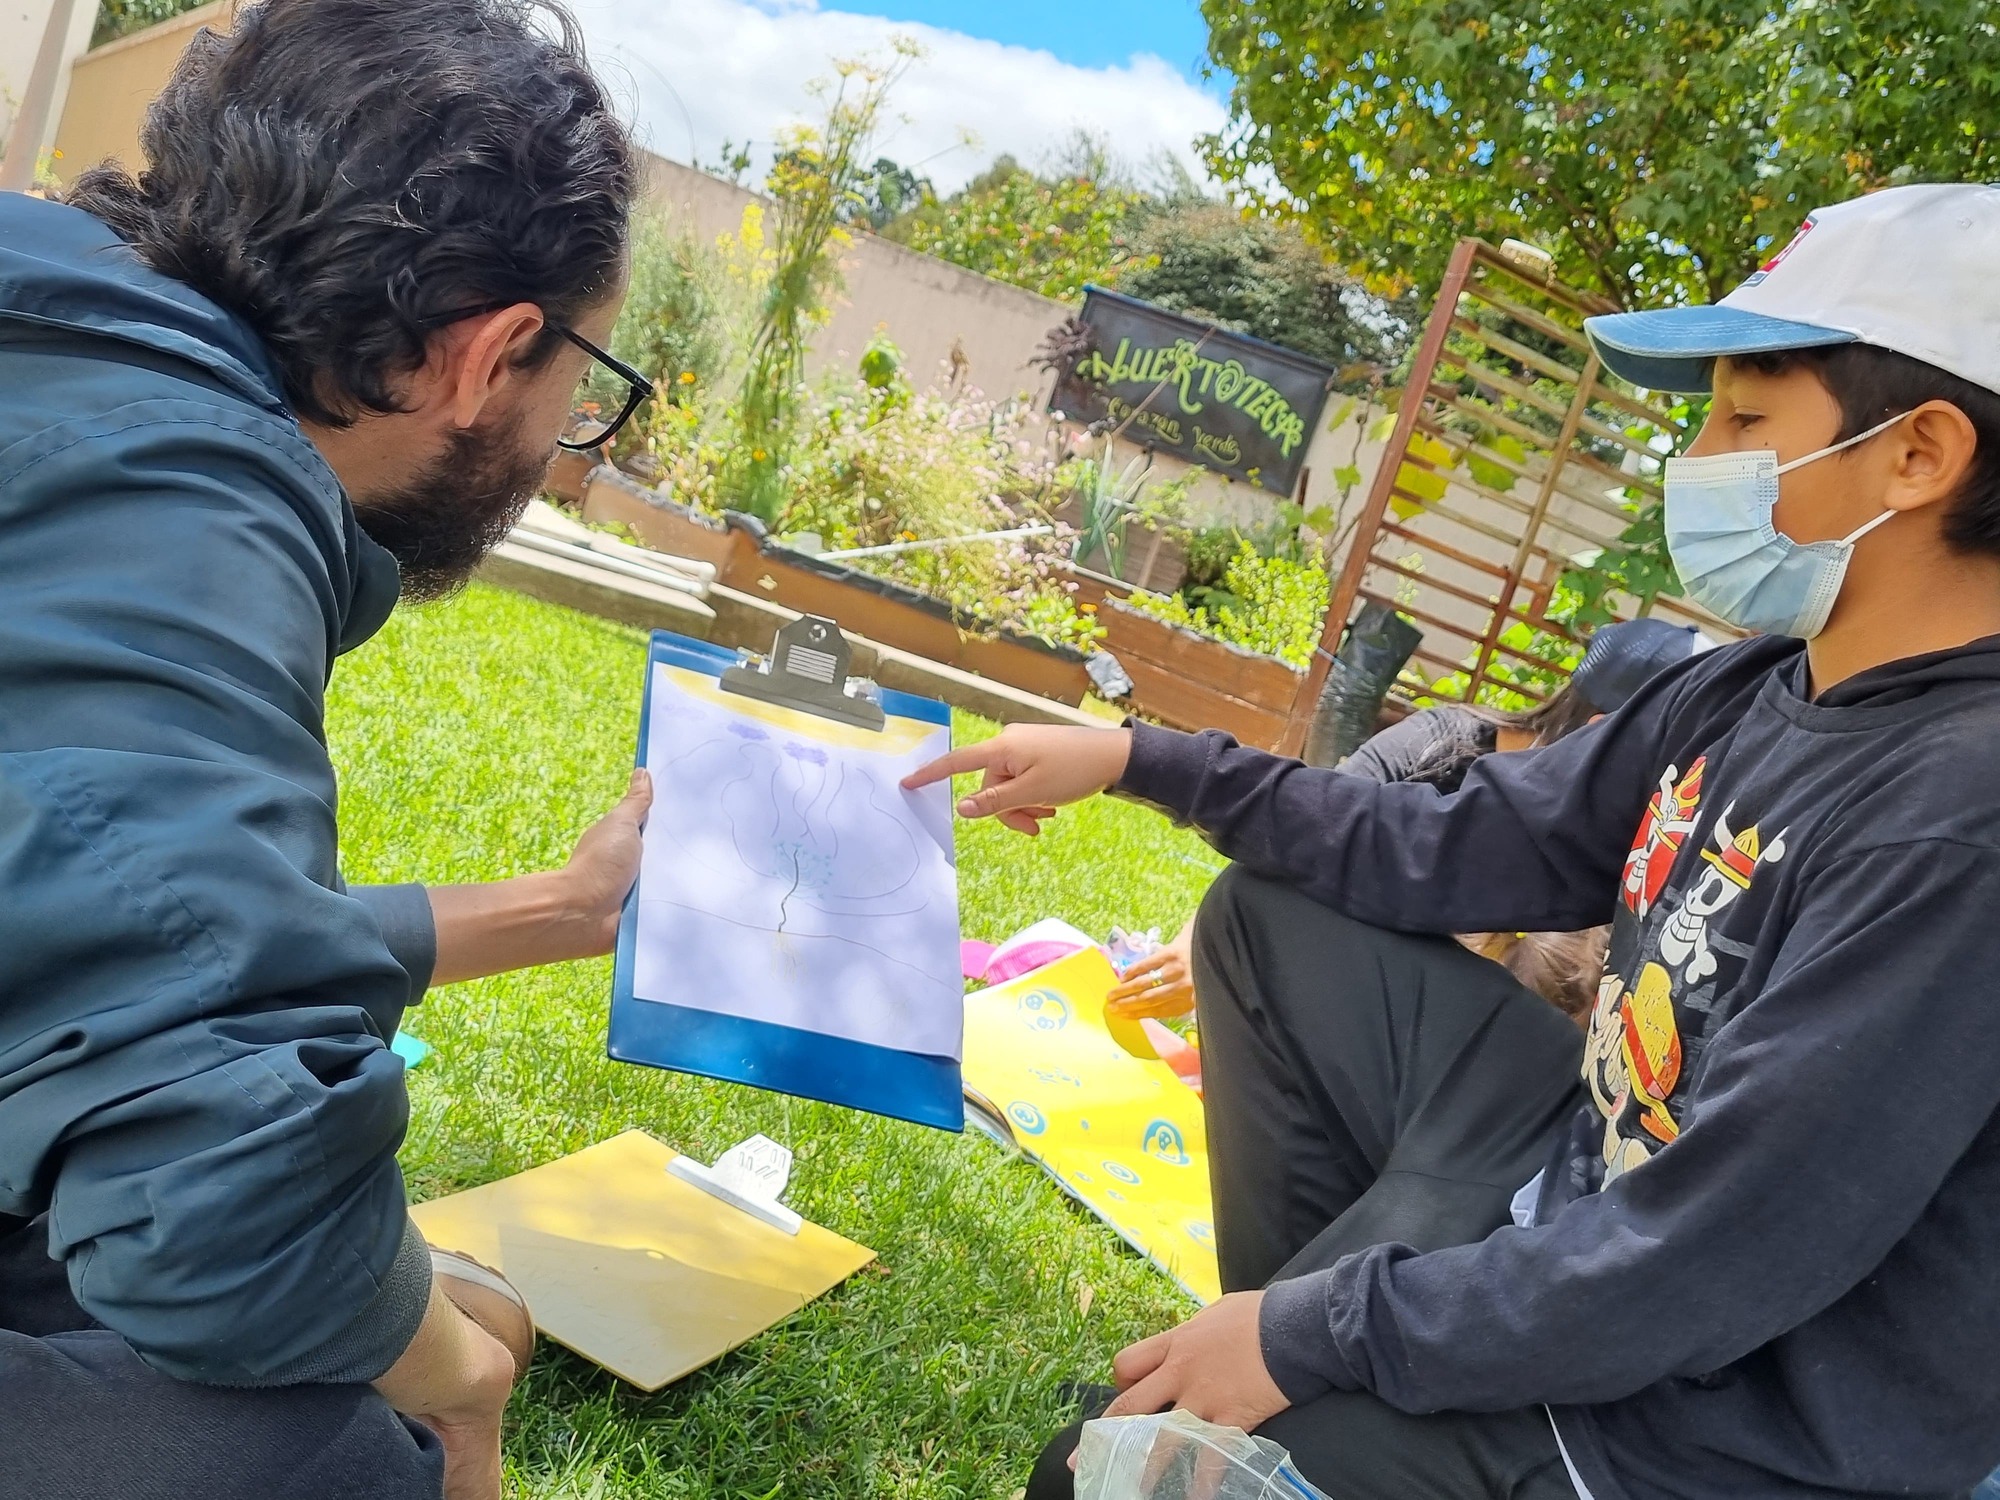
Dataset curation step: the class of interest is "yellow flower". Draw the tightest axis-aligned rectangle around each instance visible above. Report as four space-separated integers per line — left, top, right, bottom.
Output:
752 449 768 462
678 371 697 384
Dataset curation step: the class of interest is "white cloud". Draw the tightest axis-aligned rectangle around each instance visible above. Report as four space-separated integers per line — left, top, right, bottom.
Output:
567 0 1227 193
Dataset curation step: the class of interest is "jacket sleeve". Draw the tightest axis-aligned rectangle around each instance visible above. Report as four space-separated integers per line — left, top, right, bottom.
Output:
0 407 428 1386
348 884 438 1005
1113 673 1692 934
1256 837 2000 1410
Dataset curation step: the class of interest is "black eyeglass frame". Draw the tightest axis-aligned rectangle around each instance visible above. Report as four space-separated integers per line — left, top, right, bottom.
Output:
422 304 655 451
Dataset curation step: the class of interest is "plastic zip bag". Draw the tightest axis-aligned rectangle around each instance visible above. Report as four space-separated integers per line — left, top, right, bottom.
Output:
1074 1410 1330 1500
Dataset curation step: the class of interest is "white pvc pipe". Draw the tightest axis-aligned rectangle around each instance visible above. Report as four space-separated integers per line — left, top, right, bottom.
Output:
504 528 709 598
819 523 1054 562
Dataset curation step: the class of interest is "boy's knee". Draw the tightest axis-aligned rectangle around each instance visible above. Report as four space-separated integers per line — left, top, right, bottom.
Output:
1022 1419 1083 1500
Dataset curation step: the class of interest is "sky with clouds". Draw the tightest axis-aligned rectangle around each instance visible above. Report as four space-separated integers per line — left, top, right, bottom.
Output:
565 0 1229 193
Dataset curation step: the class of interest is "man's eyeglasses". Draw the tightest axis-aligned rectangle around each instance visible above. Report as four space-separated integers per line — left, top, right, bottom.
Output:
422 305 655 451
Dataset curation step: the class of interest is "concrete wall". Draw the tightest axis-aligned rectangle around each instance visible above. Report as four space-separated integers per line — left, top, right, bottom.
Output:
2 0 98 164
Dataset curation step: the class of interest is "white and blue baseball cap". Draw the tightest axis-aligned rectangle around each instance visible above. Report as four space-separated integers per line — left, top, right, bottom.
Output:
1584 183 2000 396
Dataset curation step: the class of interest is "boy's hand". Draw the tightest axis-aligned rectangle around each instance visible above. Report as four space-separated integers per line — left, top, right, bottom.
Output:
901 726 1132 835
1101 1291 1288 1431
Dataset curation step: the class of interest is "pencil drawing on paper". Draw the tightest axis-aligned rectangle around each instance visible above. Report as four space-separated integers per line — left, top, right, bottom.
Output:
630 663 963 1062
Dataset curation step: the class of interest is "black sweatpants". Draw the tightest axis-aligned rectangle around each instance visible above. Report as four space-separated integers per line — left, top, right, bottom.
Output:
1027 868 1590 1499
0 1213 443 1500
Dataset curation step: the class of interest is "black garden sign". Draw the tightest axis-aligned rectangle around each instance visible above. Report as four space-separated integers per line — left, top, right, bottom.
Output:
1045 286 1335 494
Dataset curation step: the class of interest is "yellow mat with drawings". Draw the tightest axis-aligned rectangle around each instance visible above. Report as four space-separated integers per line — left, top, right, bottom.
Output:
962 946 1220 1304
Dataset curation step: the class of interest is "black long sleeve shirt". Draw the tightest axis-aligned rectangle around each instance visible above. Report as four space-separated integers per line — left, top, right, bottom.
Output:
1117 634 2000 1499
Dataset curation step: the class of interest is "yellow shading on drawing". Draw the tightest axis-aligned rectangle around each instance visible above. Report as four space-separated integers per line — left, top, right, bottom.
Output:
962 948 1220 1303
409 1131 875 1390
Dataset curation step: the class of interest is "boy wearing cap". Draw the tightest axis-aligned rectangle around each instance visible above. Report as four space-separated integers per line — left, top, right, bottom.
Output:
915 182 2000 1498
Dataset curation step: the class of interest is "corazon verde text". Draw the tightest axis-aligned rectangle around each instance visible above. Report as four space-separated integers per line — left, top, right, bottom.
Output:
1071 338 1309 457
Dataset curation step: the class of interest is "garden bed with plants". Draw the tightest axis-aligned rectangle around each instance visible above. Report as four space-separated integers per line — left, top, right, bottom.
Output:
561 55 1353 746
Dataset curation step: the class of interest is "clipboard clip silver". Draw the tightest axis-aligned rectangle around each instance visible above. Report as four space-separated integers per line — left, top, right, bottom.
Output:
720 615 886 731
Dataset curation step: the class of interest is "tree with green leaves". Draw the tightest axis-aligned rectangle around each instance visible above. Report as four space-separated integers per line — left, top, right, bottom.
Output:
882 155 1152 302
1116 203 1415 387
1201 0 2000 310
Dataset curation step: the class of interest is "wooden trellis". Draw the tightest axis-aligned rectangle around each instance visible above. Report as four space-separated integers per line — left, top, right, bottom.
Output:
1278 238 1738 757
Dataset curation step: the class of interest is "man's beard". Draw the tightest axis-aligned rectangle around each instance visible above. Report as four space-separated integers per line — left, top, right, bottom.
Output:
354 426 553 603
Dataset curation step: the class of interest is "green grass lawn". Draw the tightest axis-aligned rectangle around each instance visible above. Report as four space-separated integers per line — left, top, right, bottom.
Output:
328 583 1223 1499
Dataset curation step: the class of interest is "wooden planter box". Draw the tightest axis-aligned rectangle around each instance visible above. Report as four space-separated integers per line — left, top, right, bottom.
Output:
1100 600 1303 749
545 445 606 506
579 467 1093 706
735 538 1092 706
580 467 738 573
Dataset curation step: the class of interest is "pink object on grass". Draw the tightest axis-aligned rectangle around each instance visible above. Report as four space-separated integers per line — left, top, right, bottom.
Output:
961 919 1099 985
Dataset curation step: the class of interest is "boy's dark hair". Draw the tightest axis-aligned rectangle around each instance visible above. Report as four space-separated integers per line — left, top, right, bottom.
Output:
65 0 635 427
1738 345 2000 558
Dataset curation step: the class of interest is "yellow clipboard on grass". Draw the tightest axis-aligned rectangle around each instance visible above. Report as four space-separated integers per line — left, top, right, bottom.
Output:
961 947 1220 1303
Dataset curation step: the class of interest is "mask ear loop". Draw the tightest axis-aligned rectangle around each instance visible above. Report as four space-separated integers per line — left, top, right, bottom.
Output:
1836 507 1899 547
1775 411 1910 548
1774 411 1908 475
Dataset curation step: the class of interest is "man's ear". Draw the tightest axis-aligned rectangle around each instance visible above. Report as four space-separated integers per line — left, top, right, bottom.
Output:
1886 399 1980 515
444 303 546 431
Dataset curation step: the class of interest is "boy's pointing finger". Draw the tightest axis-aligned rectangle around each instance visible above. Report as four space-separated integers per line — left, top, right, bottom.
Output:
901 744 994 790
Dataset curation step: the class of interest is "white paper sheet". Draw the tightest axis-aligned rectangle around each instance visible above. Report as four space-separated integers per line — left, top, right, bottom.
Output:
631 662 962 1060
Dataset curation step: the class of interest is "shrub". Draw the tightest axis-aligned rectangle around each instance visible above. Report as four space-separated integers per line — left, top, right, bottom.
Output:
1127 541 1328 668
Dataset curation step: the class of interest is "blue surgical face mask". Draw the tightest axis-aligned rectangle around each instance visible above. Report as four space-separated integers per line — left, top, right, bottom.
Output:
1662 413 1905 639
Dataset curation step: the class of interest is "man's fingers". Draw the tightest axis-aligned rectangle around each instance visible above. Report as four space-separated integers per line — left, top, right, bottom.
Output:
995 809 1044 836
901 743 998 791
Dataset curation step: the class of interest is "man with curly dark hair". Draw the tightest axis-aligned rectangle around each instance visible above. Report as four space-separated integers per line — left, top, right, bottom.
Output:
0 2 654 1496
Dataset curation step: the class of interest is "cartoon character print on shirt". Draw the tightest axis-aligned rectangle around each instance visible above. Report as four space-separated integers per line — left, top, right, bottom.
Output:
1588 792 1786 1183
1657 804 1787 986
1622 757 1705 919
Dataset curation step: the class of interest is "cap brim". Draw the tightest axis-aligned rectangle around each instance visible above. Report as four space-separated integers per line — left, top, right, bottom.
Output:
1583 306 1856 393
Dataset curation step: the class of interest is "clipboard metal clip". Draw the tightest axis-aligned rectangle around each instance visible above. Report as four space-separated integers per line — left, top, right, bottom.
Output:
721 615 885 731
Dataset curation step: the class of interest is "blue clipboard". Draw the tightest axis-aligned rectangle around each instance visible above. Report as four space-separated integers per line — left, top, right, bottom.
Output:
608 628 965 1131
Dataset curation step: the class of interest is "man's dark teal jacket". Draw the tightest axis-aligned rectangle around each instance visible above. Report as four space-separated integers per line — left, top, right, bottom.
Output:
0 192 439 1385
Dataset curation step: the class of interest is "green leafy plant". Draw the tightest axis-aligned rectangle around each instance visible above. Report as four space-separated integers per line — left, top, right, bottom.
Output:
729 47 914 522
593 212 729 439
91 0 206 46
1114 202 1416 384
1128 540 1330 668
1066 440 1197 581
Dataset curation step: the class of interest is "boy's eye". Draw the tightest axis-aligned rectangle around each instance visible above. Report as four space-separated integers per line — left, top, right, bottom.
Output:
1731 411 1764 430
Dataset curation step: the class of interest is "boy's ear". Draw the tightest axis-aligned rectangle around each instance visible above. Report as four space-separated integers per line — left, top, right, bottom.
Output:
1886 400 1981 515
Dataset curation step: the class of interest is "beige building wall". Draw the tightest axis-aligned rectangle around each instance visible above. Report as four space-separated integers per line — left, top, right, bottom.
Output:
47 0 223 176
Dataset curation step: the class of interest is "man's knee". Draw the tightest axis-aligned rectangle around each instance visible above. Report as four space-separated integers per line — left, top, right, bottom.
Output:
4 1330 443 1500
